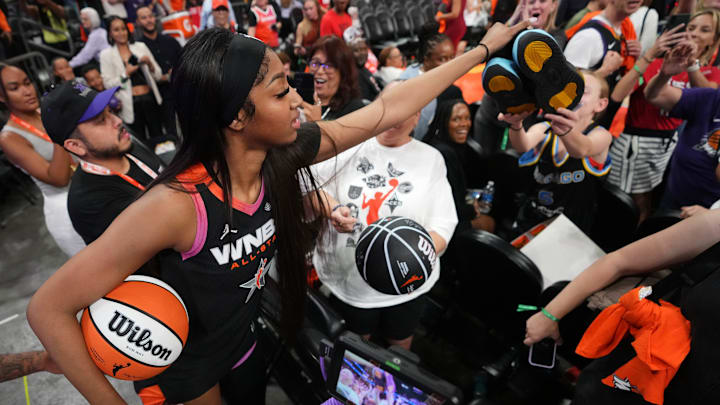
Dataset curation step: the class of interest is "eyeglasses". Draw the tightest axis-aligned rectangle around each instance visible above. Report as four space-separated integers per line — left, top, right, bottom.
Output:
309 59 336 72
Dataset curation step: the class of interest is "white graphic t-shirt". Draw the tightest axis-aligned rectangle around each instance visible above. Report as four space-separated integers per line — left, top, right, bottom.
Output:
311 138 458 308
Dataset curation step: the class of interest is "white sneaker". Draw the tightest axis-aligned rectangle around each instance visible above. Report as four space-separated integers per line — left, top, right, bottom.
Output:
154 141 176 155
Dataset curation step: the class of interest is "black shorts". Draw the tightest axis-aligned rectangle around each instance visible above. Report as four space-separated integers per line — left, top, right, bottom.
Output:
329 295 426 340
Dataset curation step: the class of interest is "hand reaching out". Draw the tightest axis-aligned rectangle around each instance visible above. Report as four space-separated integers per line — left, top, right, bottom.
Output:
661 40 698 76
646 23 686 60
480 20 531 55
330 205 356 233
497 110 532 127
544 107 580 137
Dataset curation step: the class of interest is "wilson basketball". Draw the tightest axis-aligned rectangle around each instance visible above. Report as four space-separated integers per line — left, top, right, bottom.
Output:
80 275 189 380
355 216 437 295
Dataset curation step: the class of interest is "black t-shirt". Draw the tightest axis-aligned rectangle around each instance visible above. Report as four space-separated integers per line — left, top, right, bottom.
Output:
321 98 365 121
68 144 163 244
138 33 182 75
357 67 381 102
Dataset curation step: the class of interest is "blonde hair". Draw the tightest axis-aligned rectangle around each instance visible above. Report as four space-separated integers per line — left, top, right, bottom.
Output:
544 0 559 32
688 9 720 65
580 69 609 118
297 0 324 36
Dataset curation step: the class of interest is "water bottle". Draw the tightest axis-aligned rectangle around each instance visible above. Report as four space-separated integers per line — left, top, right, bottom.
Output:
477 181 495 214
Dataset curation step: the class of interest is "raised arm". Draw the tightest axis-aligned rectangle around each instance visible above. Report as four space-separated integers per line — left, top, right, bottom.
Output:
27 186 195 404
645 41 696 111
544 109 612 159
313 21 531 162
524 208 720 345
498 111 547 153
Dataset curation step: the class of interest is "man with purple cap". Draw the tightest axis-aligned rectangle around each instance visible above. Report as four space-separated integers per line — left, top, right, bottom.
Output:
42 80 165 244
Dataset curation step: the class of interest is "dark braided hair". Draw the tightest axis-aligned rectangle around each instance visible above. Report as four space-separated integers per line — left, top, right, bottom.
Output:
417 22 450 64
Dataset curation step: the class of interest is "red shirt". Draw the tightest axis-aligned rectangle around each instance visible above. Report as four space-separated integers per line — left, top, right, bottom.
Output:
319 9 352 38
626 59 720 132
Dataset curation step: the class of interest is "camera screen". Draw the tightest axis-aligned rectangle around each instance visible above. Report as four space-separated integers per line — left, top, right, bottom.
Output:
335 349 448 405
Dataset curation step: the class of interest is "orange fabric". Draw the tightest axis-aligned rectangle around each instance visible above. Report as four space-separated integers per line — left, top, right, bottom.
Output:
576 287 691 405
0 8 10 33
170 0 185 11
565 11 637 73
609 105 628 138
138 385 166 405
454 63 486 104
490 0 498 16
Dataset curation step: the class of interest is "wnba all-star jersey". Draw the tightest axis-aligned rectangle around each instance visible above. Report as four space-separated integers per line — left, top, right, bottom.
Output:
518 122 611 232
151 163 275 392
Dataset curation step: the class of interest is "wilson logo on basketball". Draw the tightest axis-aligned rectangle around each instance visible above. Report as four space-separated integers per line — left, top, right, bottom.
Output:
108 311 173 361
417 237 436 264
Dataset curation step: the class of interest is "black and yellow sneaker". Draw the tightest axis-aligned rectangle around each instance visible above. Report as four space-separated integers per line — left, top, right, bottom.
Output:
482 57 536 114
512 29 584 114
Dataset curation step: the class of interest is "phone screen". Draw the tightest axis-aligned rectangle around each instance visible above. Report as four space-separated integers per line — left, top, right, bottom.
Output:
294 72 315 104
528 338 556 369
663 13 690 32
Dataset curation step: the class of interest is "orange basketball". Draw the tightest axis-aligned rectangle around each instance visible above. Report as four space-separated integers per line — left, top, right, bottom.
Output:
80 275 189 380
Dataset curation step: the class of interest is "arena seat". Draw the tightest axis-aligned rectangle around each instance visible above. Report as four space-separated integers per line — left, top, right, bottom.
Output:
375 11 398 41
393 9 414 40
589 181 639 253
361 14 385 44
451 229 543 338
633 210 682 242
421 2 437 24
407 6 427 35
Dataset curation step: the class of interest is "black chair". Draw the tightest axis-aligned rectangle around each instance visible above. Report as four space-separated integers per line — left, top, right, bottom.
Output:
361 14 385 44
633 210 683 242
451 229 543 339
421 2 437 24
375 10 398 41
393 9 413 40
407 6 427 35
589 181 640 253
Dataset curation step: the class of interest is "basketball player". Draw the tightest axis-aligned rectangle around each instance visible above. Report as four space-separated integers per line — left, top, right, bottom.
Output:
41 81 165 244
28 22 529 405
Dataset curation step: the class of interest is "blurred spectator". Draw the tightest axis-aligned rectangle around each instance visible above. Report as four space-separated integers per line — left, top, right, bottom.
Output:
137 6 182 144
200 0 238 29
248 0 281 47
350 38 381 101
426 99 496 233
19 0 71 54
500 71 613 233
209 0 238 32
464 0 491 28
629 0 659 54
277 50 291 76
319 0 350 38
275 0 302 39
188 0 203 28
305 35 363 120
607 10 720 223
69 8 109 68
0 6 11 60
100 17 165 149
644 40 720 209
555 0 591 27
399 25 463 140
82 65 123 114
508 0 563 45
52 57 87 84
436 0 468 51
294 0 324 56
565 0 608 29
375 46 405 86
0 64 85 256
100 0 128 19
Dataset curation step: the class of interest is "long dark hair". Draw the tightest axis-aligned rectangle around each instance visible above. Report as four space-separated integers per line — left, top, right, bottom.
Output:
310 35 360 111
147 28 328 341
425 98 468 146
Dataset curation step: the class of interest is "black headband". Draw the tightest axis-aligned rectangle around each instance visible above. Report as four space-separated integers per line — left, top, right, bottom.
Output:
221 34 267 127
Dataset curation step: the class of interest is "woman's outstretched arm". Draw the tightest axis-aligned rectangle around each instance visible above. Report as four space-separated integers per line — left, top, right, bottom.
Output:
313 21 530 162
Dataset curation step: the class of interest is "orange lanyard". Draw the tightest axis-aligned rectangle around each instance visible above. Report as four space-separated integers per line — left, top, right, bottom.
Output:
9 114 52 143
80 154 158 191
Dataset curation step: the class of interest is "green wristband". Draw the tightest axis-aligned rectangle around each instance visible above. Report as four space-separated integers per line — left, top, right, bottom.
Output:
541 307 559 322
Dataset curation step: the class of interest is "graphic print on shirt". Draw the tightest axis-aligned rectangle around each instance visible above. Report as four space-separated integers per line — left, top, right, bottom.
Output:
209 218 276 268
264 202 271 212
363 174 387 188
611 375 637 392
693 128 720 158
362 178 398 224
346 202 359 218
387 162 404 177
348 185 362 199
357 157 374 174
386 194 403 213
397 182 413 193
239 257 269 303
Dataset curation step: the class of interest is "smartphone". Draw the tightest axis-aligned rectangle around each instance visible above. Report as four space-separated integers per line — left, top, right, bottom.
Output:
293 72 315 104
663 13 690 33
528 338 557 369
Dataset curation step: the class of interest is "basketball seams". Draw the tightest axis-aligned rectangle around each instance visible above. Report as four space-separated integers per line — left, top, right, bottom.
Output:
86 307 165 369
125 275 189 319
383 236 403 295
99 297 186 347
360 217 405 281
381 226 431 282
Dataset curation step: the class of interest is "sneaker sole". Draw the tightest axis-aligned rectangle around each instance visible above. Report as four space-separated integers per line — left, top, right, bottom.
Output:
482 59 536 114
513 30 584 113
